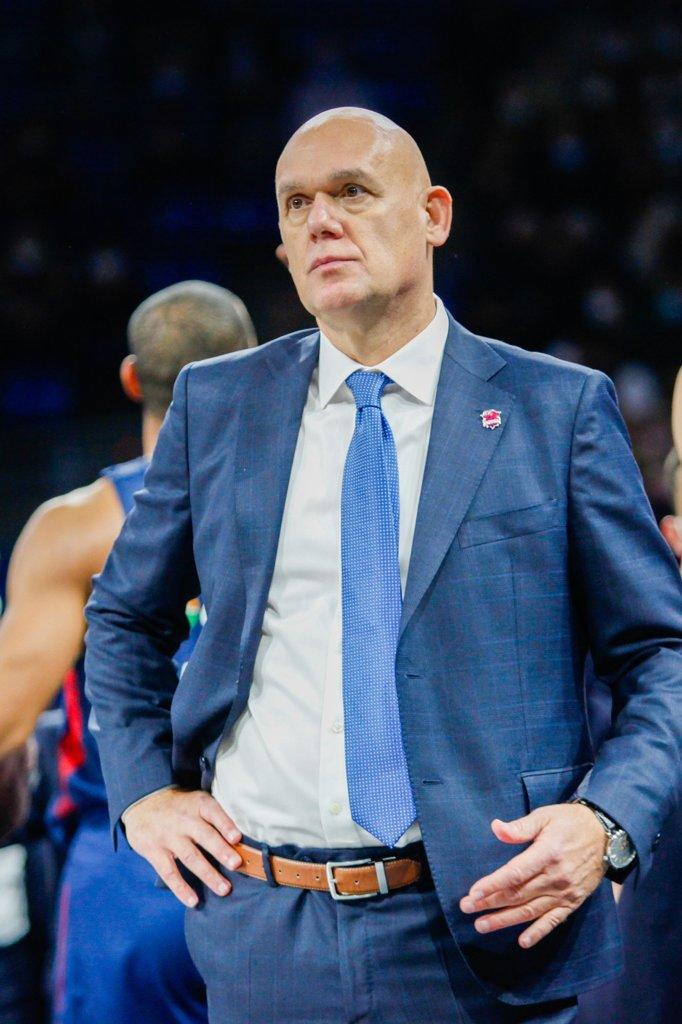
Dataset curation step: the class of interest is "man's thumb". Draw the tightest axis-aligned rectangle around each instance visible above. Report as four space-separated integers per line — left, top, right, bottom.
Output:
491 811 543 844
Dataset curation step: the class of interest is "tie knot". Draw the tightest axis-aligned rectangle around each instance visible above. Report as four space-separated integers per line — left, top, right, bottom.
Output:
345 370 391 409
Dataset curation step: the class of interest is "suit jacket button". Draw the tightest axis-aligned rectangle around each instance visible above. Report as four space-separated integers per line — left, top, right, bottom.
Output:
199 756 209 771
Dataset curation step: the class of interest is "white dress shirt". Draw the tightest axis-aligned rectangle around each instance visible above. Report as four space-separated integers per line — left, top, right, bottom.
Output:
212 296 449 848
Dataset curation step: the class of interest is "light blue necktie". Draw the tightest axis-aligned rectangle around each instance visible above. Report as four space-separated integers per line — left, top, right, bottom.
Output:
341 369 417 847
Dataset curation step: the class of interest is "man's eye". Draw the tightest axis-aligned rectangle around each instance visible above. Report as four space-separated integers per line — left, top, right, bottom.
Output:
287 196 308 211
342 184 365 198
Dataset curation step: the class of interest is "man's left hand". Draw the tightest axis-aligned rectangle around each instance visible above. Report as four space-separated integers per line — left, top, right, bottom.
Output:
460 803 607 949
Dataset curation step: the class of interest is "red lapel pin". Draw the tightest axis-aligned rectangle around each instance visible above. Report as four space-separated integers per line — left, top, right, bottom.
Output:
480 409 502 430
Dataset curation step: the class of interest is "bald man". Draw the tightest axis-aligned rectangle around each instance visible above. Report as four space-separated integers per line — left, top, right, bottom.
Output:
85 110 682 1024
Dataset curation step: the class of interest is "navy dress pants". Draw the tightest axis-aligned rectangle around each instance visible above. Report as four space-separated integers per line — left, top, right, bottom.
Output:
184 835 578 1024
53 813 207 1024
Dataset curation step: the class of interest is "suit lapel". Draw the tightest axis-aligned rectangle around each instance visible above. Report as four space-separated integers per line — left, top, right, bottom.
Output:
232 316 512 660
234 331 319 670
400 316 514 637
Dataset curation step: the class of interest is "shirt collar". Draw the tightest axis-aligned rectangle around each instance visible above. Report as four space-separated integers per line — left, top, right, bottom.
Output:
317 295 449 410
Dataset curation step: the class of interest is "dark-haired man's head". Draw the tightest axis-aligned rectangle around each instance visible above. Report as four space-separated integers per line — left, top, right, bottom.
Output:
121 280 257 418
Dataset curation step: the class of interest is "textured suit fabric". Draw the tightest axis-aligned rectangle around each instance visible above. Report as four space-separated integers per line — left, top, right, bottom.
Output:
211 316 445 849
85 313 682 1007
576 675 682 1024
184 834 578 1024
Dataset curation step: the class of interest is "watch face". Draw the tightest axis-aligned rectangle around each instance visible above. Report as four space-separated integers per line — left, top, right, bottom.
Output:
608 831 636 870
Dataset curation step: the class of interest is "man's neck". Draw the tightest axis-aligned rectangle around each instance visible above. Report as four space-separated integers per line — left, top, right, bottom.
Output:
142 413 163 458
316 288 437 367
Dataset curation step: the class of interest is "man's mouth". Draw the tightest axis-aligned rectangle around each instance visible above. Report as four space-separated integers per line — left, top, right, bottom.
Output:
308 256 355 273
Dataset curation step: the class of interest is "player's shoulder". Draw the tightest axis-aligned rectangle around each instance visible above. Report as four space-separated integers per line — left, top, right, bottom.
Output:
12 479 121 583
36 477 117 528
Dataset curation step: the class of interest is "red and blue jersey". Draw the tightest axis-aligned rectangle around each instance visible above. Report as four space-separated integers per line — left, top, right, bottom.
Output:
48 456 203 841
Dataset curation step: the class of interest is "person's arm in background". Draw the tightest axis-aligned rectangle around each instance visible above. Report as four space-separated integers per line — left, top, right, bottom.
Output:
0 745 30 841
0 486 116 757
661 515 682 560
85 364 242 908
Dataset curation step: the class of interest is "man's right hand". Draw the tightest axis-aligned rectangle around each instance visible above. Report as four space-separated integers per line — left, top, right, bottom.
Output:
123 787 243 907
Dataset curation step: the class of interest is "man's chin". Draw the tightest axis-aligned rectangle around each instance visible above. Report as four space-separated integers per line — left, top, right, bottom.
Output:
308 283 371 317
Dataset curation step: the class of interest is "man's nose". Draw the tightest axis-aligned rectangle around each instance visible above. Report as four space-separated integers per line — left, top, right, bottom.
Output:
308 194 343 239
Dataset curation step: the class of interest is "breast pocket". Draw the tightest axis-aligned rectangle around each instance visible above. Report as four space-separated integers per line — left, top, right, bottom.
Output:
458 498 562 549
520 762 594 811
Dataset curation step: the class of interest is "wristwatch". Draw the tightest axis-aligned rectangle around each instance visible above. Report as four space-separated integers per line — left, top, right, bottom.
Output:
572 799 637 881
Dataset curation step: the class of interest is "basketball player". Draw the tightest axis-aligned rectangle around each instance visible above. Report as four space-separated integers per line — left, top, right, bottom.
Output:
0 280 256 1023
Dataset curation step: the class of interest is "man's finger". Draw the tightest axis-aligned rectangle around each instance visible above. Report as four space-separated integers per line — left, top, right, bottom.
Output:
464 842 550 904
461 871 554 913
151 851 201 909
491 810 546 845
473 895 555 934
519 904 572 948
190 819 242 871
175 840 232 898
199 795 242 845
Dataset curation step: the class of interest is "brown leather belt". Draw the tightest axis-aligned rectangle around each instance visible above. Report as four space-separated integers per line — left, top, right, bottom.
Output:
233 842 423 900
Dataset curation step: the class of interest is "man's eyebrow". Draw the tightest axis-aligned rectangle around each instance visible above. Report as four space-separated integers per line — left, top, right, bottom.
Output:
277 168 381 199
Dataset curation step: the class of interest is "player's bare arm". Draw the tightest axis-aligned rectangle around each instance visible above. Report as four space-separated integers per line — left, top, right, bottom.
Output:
0 478 122 756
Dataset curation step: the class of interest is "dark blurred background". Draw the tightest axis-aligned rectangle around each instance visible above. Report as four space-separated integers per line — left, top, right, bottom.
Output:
1 0 680 576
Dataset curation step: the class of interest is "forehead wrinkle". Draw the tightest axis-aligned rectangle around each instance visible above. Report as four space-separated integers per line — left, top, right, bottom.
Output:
276 115 431 201
277 167 382 199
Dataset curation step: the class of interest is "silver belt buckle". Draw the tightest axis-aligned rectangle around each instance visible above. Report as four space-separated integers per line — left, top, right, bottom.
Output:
325 856 396 901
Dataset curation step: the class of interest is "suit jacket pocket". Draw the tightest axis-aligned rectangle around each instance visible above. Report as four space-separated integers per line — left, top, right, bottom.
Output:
521 762 594 812
458 498 561 549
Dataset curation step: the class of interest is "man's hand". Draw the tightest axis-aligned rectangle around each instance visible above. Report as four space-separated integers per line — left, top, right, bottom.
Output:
460 803 607 949
123 787 243 908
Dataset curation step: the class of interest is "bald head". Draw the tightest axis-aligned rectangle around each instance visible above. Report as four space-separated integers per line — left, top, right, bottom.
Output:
277 107 431 195
275 107 451 335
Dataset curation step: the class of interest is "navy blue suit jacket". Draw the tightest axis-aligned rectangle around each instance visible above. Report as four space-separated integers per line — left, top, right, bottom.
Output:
577 672 682 1023
85 313 682 1005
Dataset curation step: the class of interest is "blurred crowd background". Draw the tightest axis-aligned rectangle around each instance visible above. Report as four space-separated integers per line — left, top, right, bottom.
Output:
1 0 681 566
0 1 680 1019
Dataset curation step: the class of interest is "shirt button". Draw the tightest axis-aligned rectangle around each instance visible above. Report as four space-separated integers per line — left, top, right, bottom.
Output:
329 801 342 816
331 720 343 734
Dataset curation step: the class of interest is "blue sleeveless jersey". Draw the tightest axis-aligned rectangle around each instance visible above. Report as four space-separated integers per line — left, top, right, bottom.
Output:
48 456 203 839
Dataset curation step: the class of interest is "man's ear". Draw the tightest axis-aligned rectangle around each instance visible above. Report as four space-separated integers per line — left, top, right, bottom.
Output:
660 515 682 562
276 243 290 272
120 354 143 404
424 185 453 249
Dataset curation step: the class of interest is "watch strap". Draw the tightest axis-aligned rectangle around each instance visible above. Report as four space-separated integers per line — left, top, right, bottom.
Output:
571 797 637 881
